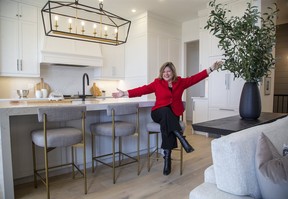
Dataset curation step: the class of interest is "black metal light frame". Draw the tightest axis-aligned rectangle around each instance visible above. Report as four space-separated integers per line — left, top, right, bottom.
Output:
41 0 131 45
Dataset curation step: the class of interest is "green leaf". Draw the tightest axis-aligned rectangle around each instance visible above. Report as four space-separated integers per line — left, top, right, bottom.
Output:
205 0 278 82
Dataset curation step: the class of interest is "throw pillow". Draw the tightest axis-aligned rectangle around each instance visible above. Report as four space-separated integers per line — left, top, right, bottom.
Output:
255 133 288 199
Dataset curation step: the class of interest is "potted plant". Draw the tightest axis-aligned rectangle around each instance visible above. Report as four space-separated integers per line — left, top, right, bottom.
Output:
205 0 279 120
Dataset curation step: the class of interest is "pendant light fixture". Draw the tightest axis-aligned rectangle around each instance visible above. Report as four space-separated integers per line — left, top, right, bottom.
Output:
41 0 131 45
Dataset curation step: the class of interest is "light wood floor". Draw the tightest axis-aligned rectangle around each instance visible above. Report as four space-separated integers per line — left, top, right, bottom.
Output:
14 126 214 199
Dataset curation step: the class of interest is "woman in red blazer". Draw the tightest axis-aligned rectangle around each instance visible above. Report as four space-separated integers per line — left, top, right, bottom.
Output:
112 61 222 175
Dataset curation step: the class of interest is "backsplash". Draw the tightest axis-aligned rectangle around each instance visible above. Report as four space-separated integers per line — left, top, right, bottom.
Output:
0 65 122 99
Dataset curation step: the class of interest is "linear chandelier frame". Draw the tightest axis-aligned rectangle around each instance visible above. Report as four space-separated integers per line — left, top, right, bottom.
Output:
41 0 131 45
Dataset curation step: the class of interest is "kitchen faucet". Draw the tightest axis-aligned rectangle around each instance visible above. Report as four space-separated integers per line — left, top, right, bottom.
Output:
82 73 89 101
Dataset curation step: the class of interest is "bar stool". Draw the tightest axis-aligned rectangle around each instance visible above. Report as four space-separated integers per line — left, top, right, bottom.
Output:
31 106 87 199
146 120 185 175
90 103 140 184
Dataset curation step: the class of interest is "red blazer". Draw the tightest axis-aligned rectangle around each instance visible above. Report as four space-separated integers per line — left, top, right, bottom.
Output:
128 69 209 116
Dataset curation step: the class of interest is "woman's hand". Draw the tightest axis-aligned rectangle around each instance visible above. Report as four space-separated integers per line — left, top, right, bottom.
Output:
211 61 223 71
112 88 127 98
207 61 223 74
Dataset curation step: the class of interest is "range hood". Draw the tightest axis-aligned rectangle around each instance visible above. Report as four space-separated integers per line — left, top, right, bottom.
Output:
40 37 103 67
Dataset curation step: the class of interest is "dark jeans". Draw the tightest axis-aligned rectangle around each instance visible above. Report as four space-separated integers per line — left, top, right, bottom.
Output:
151 106 181 150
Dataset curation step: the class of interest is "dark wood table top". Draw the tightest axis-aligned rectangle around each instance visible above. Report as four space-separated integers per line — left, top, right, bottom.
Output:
192 112 287 136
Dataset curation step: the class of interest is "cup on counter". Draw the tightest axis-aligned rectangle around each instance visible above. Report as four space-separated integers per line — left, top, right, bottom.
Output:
41 89 48 98
35 90 42 98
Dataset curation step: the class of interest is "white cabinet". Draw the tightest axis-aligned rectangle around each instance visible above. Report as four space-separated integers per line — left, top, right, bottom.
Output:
192 97 208 135
192 97 208 123
94 44 125 79
208 57 245 119
0 0 39 77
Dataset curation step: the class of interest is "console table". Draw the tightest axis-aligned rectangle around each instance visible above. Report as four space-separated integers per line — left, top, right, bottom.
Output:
192 112 287 136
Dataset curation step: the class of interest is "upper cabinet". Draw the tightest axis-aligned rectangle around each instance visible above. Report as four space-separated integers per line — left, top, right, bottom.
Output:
0 0 39 77
94 44 125 79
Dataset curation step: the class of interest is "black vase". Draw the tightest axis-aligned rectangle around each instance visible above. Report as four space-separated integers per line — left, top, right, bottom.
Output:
239 82 261 120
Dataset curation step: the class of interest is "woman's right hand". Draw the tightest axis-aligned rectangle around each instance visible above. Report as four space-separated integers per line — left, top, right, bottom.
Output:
112 88 127 98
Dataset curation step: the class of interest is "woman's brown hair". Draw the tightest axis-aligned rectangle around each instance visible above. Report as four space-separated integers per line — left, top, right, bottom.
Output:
158 62 178 82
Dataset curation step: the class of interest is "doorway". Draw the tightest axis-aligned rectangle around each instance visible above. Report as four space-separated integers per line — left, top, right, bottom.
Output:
185 41 205 122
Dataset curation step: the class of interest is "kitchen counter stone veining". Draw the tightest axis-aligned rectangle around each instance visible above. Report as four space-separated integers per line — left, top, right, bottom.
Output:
0 97 156 199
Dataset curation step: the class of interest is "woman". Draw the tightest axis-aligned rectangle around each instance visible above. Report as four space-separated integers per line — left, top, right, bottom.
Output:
112 61 222 175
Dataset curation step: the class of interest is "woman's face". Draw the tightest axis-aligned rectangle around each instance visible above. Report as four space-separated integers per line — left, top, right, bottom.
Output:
162 66 173 82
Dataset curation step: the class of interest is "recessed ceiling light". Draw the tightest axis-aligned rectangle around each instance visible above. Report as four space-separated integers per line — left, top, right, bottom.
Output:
131 9 136 13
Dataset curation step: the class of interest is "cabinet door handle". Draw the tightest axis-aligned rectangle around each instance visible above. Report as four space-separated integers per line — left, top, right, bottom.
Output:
17 59 19 71
225 74 231 90
193 101 195 111
225 74 228 90
20 59 23 71
219 108 234 111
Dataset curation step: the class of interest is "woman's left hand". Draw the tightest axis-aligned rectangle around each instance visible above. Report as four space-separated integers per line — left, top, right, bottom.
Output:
211 61 223 71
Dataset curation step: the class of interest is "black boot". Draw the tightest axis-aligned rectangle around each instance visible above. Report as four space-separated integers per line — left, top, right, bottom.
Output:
173 131 194 153
163 149 171 175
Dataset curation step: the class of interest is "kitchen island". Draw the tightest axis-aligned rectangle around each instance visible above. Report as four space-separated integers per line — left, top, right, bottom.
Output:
0 98 156 199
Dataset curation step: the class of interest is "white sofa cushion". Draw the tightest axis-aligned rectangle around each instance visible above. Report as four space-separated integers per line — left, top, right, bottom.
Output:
211 116 288 198
189 182 254 199
204 165 216 184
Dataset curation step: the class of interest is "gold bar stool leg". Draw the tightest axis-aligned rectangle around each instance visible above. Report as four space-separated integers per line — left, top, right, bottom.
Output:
137 132 140 175
43 117 50 199
82 112 87 194
119 137 122 165
180 145 183 175
112 111 116 184
147 131 150 172
156 133 159 160
32 142 37 188
72 146 75 179
91 134 95 173
136 109 140 175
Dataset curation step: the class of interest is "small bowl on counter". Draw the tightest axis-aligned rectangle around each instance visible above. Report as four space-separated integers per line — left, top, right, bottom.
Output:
17 90 29 98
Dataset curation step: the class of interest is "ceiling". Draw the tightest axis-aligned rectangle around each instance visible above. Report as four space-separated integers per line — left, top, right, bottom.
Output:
85 0 211 23
84 0 288 24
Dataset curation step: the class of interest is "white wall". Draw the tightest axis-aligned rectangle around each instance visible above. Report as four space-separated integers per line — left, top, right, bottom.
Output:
182 19 200 43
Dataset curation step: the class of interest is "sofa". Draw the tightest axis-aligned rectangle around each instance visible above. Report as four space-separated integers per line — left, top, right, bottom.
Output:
189 115 288 199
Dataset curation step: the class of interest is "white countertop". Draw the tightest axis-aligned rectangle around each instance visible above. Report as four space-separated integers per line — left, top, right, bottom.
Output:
0 97 156 111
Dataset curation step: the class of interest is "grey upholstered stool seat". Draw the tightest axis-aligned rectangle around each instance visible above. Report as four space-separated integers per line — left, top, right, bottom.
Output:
31 127 82 147
90 103 140 184
91 122 136 137
31 106 87 199
146 120 185 175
